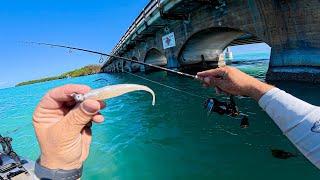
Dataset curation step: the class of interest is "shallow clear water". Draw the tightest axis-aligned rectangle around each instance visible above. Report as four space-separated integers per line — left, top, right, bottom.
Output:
0 59 320 179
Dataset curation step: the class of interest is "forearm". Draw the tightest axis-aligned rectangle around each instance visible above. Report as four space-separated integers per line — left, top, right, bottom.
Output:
258 88 320 169
246 79 274 101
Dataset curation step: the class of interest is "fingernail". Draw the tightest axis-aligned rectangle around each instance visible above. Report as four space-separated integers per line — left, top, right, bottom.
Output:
81 100 99 114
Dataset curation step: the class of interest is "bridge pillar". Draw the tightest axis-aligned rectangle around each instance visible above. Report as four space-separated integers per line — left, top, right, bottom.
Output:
127 62 132 72
131 63 140 72
140 65 145 72
118 62 120 72
167 55 179 70
115 62 118 72
267 47 320 83
120 61 124 72
101 0 320 83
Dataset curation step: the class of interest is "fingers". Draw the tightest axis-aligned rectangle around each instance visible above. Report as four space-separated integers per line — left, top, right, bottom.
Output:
197 67 226 78
40 84 91 109
92 101 106 123
197 67 230 89
80 127 92 162
210 77 224 87
200 75 223 86
92 114 105 123
215 87 229 95
58 99 102 134
204 77 212 85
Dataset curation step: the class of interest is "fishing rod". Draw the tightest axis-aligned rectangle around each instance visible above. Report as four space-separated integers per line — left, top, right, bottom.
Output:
24 41 249 128
23 41 197 79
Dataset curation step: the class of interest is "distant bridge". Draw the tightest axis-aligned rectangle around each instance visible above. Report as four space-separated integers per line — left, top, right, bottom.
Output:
102 0 320 83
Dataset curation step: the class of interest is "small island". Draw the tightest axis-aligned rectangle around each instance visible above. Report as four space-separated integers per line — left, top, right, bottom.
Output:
16 65 101 86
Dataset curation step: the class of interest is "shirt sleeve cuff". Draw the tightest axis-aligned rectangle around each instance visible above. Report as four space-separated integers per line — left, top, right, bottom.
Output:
258 87 281 110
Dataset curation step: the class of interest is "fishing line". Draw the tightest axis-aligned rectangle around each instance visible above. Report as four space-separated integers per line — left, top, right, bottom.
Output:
123 71 207 100
123 72 249 118
23 41 250 127
22 41 197 79
22 41 208 99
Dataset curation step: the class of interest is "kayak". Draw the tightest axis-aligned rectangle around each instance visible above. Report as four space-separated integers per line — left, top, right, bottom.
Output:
0 153 35 180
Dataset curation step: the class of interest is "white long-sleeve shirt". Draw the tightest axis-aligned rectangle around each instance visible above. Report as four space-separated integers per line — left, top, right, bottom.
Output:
259 88 320 169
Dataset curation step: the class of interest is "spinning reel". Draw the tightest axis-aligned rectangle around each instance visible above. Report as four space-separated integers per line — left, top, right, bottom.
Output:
204 95 249 128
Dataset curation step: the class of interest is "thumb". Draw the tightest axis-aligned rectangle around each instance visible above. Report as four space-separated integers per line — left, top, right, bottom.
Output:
62 99 101 133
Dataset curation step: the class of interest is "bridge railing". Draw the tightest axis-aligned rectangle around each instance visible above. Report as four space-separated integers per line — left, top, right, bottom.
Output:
109 0 166 60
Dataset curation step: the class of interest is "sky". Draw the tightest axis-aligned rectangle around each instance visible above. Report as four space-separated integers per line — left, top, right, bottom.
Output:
0 0 270 89
0 0 149 88
229 43 270 55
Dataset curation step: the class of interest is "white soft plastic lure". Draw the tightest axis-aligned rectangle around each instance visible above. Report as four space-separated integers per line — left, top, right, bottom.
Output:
72 84 155 105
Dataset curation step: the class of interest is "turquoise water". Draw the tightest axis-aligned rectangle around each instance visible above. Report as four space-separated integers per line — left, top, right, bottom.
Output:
0 58 320 179
233 51 270 61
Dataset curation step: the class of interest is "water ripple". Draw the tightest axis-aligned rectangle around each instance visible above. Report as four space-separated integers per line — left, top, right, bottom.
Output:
0 67 319 179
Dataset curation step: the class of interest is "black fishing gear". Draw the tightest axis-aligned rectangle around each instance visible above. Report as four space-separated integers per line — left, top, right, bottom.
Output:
0 135 21 165
204 96 249 128
204 96 238 117
0 134 31 179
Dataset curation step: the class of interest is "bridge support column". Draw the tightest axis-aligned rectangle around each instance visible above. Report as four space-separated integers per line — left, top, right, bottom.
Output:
267 48 320 83
167 56 179 70
120 61 124 72
117 62 121 72
127 62 132 72
140 65 145 72
114 63 117 72
124 61 132 72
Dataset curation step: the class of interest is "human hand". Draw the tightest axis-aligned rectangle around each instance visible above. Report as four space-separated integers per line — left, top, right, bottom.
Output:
197 66 274 101
33 84 105 170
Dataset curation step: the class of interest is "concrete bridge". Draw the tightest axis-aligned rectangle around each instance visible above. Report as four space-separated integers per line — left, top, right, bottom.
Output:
102 0 320 83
